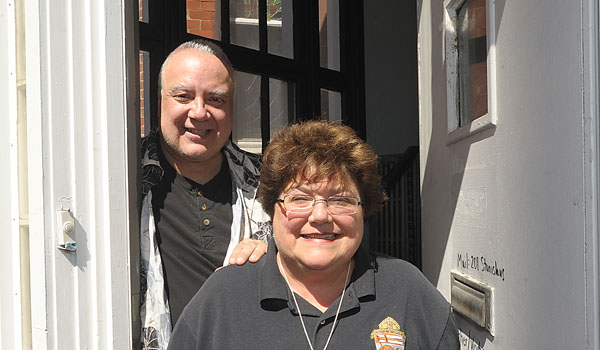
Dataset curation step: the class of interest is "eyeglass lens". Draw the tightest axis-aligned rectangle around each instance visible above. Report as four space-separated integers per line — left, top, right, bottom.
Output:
283 195 358 214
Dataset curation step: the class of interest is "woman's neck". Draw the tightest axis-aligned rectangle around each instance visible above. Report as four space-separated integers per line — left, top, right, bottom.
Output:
277 253 354 312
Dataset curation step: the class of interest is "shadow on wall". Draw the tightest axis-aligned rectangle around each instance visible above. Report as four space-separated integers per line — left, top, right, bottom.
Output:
415 0 505 284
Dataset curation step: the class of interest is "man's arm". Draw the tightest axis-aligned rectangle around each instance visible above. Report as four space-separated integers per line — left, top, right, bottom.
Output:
228 238 268 265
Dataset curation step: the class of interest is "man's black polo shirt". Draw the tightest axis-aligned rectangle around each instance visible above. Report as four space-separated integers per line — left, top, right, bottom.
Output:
152 156 233 325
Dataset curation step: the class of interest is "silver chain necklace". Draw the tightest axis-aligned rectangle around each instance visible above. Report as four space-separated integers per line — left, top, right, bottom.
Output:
278 254 352 350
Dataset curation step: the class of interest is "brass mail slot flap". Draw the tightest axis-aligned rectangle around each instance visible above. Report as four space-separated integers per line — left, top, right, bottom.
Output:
451 271 494 335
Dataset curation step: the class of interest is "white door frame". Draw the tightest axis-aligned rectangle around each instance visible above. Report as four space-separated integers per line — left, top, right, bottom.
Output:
585 0 600 346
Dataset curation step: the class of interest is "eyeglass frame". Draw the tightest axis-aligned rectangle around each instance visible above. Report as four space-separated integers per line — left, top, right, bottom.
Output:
275 194 364 215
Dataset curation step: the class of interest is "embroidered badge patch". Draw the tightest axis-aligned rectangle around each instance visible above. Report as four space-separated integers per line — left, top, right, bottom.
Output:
370 317 406 350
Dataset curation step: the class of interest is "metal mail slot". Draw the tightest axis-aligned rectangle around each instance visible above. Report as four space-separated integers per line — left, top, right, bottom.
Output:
451 271 494 335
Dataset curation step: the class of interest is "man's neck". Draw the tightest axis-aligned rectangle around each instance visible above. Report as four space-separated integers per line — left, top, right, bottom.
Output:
176 155 223 185
161 146 224 185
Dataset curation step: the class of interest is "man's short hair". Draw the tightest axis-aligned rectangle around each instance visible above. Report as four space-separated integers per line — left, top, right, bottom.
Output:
158 39 235 93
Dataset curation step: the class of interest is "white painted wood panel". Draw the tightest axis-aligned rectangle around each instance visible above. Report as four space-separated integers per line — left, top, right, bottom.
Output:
0 0 24 348
23 0 138 348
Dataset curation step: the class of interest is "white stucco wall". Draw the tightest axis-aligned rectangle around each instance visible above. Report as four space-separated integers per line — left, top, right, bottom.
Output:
418 0 599 348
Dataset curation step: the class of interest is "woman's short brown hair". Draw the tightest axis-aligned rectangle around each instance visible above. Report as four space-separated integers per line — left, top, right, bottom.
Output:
258 120 385 219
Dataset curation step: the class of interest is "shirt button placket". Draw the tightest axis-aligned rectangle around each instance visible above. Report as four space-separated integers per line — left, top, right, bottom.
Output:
197 192 210 229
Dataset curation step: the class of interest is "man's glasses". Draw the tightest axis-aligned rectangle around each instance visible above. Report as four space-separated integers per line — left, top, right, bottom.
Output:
276 194 363 216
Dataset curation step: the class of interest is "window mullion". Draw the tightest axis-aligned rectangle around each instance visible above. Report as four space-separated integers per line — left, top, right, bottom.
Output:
221 0 230 43
261 73 270 151
259 0 267 52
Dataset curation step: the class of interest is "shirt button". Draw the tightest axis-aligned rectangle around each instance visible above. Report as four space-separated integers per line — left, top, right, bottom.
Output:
197 191 203 196
203 219 210 226
201 203 207 211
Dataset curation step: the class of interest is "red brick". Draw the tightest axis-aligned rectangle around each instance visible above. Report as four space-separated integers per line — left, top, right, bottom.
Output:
187 19 201 30
469 62 488 120
201 20 214 30
471 0 485 8
187 0 201 11
188 10 215 20
201 1 215 11
138 0 144 20
474 9 483 34
189 29 215 39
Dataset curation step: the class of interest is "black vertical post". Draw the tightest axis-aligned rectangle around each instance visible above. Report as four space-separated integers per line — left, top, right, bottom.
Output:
259 0 270 150
339 0 366 139
221 0 230 43
293 0 321 121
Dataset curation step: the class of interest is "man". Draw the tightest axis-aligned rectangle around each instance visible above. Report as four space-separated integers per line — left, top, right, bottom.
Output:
140 39 271 349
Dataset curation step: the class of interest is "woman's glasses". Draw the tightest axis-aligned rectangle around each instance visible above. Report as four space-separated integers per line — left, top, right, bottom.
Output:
276 194 363 215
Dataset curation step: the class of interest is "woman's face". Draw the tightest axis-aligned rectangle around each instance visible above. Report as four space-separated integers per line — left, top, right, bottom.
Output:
273 174 364 275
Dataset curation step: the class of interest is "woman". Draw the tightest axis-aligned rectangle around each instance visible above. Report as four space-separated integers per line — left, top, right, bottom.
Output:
168 121 459 349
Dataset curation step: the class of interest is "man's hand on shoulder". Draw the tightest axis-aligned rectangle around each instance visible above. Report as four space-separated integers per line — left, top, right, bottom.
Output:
228 238 268 265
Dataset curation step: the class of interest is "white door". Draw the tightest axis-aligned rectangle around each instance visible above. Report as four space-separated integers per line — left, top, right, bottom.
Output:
417 0 600 348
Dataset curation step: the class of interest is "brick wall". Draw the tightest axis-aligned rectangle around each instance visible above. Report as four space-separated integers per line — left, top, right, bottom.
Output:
139 0 146 136
139 51 146 135
187 0 216 39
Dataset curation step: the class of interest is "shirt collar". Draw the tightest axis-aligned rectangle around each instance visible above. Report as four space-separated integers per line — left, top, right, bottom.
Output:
258 238 377 312
258 238 290 311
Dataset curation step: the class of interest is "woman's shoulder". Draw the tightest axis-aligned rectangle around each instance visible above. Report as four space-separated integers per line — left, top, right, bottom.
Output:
205 260 262 289
371 252 423 278
370 252 445 298
183 262 261 314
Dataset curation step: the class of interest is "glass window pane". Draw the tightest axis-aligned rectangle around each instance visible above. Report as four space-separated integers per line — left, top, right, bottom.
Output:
231 0 259 50
232 71 262 154
319 0 340 71
187 0 221 39
458 0 487 124
267 0 294 58
269 78 293 138
139 0 149 23
320 89 341 123
139 50 151 137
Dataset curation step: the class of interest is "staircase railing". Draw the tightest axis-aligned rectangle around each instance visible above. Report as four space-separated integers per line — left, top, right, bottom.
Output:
367 146 421 269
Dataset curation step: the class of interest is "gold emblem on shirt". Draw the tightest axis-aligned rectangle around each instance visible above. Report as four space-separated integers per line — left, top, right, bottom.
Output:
370 317 406 350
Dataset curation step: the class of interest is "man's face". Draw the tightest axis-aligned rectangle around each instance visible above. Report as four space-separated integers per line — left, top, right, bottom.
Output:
159 49 234 170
